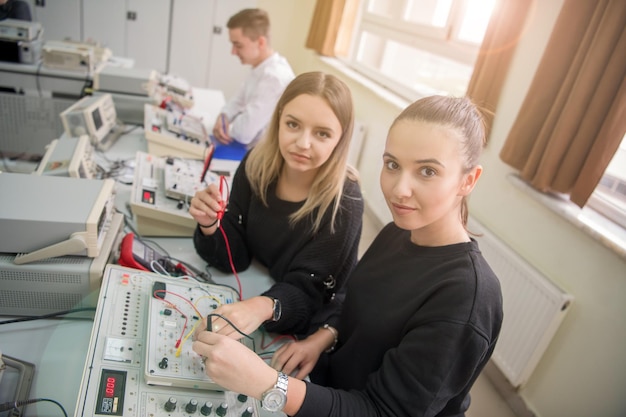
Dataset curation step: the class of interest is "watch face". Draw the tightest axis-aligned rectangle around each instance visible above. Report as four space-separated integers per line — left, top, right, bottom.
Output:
262 388 286 412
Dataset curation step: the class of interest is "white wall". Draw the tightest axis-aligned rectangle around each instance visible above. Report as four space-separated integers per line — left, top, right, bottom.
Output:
260 1 626 416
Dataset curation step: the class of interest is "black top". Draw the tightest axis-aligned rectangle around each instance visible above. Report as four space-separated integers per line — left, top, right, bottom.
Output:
297 223 503 417
0 0 32 21
193 156 364 335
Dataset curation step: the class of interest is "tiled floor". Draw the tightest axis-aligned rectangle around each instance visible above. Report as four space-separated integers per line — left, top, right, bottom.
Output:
359 209 518 417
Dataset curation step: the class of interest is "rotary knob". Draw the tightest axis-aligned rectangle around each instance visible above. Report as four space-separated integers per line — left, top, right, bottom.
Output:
216 402 228 416
185 398 198 413
200 401 213 416
164 397 177 412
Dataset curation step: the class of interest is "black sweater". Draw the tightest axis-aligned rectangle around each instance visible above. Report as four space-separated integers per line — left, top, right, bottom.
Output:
0 0 31 21
193 157 364 335
297 223 503 417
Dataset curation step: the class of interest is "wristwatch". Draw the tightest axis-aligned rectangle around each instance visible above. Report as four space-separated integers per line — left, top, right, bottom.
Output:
261 371 288 412
270 297 282 322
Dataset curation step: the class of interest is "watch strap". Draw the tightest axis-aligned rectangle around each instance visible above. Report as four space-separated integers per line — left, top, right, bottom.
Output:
271 297 282 322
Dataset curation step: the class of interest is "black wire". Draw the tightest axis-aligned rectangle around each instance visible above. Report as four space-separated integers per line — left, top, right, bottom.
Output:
138 237 171 259
121 124 140 135
203 276 241 300
206 313 255 352
121 210 140 236
0 398 68 417
0 307 96 325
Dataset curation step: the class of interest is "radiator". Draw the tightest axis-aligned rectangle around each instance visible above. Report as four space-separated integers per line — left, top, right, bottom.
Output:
468 217 573 389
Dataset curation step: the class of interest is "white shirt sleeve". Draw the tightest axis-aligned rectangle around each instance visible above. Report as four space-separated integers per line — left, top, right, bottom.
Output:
221 53 295 146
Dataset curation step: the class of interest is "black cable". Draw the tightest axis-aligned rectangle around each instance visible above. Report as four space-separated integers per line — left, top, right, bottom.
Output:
206 313 255 352
138 237 171 259
0 307 96 325
204 265 241 300
121 124 140 135
0 398 68 417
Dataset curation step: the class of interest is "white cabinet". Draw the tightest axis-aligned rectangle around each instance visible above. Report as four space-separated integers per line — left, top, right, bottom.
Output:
22 0 257 97
83 0 171 72
27 0 81 42
169 0 257 98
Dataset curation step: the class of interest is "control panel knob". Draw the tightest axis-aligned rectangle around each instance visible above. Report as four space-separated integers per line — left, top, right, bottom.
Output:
237 393 248 403
158 357 168 369
216 402 228 417
200 401 213 416
164 397 177 412
186 398 198 413
241 406 254 417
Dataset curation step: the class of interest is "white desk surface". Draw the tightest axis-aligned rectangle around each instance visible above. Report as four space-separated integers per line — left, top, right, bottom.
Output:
0 115 277 417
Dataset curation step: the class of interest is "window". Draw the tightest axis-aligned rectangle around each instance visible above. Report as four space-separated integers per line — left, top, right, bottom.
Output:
587 134 626 229
347 0 496 100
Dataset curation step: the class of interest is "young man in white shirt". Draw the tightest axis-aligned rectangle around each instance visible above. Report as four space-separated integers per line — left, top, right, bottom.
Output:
212 8 295 149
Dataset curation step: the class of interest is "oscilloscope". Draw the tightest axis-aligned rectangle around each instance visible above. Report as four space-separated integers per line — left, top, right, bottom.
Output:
61 94 122 151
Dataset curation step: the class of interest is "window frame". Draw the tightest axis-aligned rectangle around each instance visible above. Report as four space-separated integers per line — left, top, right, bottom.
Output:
341 0 487 101
587 138 626 230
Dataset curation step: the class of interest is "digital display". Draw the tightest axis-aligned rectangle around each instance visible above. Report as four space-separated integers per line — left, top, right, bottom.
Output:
92 108 103 131
96 369 126 415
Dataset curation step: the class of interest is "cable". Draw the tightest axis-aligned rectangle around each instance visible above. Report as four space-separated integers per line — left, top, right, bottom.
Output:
202 269 241 300
0 398 68 416
219 226 243 299
207 313 255 352
0 307 96 325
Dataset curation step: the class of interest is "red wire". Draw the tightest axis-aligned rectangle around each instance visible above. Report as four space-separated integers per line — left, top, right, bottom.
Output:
219 225 243 300
154 289 202 317
153 289 189 347
261 332 297 350
215 174 243 300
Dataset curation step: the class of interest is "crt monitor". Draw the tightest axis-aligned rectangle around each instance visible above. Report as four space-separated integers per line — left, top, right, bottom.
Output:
60 93 117 148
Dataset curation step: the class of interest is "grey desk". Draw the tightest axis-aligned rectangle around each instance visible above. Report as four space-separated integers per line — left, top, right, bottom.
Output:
0 61 90 97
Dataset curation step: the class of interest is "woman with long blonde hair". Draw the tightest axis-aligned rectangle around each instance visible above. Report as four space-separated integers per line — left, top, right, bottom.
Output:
190 71 363 338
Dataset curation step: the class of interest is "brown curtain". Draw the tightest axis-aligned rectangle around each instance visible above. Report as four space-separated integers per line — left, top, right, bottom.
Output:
499 0 626 207
306 0 359 57
466 0 534 137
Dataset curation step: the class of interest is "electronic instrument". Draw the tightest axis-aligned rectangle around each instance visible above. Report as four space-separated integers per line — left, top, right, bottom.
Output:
144 103 211 160
34 135 99 179
61 94 122 151
0 18 42 42
42 39 112 75
0 173 116 264
118 232 175 273
0 212 124 316
74 264 286 417
129 151 239 237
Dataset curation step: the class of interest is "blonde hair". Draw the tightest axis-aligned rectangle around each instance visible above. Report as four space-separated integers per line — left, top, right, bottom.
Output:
245 71 358 233
391 95 487 227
